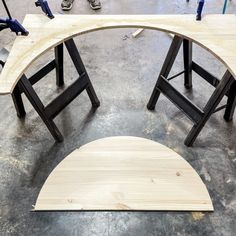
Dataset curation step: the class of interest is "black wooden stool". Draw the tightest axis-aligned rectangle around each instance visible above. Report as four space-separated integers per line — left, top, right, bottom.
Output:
147 35 236 146
0 39 100 142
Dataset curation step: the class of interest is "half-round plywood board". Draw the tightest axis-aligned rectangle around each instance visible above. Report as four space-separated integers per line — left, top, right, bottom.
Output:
0 14 236 94
34 136 213 211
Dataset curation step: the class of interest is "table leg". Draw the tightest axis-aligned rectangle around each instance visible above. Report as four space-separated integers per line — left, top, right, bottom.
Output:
224 80 236 121
55 43 64 87
0 48 27 118
64 39 100 108
18 76 64 142
183 39 193 89
147 35 183 110
185 71 235 146
11 82 26 118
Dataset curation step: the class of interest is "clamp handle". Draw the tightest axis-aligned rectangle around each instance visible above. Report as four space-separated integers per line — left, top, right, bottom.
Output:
196 0 205 21
35 0 54 19
0 17 29 35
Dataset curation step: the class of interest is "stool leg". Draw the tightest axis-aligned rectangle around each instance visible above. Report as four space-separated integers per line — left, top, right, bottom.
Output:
11 82 26 118
147 36 183 110
184 70 234 146
19 76 63 142
64 39 100 108
0 48 27 117
183 39 192 89
55 43 64 87
224 80 236 121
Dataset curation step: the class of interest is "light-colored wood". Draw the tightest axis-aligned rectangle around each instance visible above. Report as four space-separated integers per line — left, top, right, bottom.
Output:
0 14 236 94
132 28 144 38
34 136 213 211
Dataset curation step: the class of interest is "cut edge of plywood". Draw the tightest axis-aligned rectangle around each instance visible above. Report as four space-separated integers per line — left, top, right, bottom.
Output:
34 136 214 212
132 28 144 38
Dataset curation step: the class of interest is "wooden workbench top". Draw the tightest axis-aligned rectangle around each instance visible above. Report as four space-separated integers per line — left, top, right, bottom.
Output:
0 14 236 94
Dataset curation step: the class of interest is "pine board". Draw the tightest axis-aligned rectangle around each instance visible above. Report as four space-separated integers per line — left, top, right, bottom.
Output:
0 14 236 94
34 136 213 211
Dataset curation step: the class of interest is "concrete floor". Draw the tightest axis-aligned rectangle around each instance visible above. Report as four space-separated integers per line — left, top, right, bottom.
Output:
0 0 236 235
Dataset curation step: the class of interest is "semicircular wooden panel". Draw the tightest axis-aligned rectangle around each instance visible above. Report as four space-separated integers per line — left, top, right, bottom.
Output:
34 136 213 211
0 14 236 94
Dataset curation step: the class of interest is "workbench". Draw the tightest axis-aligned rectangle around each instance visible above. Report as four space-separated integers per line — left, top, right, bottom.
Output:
0 14 235 145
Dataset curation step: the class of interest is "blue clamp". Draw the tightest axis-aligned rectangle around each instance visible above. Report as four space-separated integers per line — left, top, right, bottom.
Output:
196 0 205 21
0 17 29 35
35 0 54 19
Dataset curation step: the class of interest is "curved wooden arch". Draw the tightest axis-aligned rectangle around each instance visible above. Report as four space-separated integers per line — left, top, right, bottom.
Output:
0 14 236 94
34 136 213 211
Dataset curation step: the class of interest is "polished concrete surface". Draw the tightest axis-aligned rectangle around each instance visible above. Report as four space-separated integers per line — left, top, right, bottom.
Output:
0 0 236 235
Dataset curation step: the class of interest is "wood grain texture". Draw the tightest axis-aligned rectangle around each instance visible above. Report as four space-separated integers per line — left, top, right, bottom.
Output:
0 14 236 94
34 136 213 211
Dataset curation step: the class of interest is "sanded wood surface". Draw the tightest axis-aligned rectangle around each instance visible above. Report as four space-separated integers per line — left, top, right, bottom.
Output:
34 136 213 211
0 14 236 94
